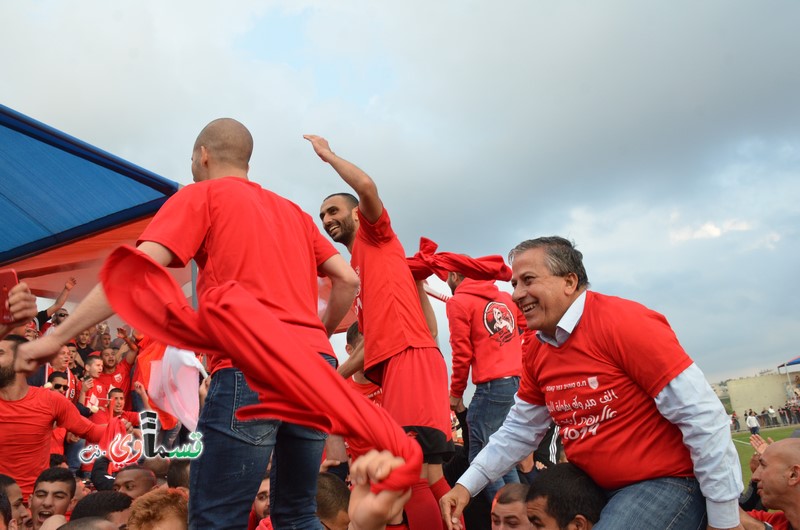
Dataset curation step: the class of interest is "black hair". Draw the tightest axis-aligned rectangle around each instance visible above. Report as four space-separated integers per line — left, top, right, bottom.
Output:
0 491 11 526
323 192 359 208
48 371 69 383
34 466 76 498
526 463 606 527
71 491 133 520
345 322 362 347
50 453 68 468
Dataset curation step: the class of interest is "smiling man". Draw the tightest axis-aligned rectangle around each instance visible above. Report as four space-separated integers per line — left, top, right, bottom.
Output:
440 236 744 530
29 468 75 530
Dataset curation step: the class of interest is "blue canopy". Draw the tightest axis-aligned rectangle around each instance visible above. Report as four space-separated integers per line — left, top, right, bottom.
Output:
0 104 179 266
779 356 800 369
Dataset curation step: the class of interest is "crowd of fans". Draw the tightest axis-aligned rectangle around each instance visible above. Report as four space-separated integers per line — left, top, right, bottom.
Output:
3 118 800 530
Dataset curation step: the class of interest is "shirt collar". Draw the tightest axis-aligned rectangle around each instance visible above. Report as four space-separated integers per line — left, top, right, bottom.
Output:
536 290 587 347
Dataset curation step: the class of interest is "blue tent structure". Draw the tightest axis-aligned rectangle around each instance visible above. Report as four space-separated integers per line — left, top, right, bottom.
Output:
0 104 179 265
779 356 800 370
0 104 185 302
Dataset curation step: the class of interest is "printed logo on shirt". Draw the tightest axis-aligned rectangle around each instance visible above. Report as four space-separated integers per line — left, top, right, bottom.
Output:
113 373 123 384
545 377 619 443
482 301 515 344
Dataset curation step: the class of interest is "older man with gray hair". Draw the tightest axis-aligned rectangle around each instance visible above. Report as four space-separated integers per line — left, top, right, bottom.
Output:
441 236 744 530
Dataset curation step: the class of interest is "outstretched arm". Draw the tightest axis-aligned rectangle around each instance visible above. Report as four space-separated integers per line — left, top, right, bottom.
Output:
44 277 77 318
16 241 176 373
304 135 383 224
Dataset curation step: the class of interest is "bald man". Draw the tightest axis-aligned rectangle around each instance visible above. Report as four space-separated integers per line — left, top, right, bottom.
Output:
18 118 359 530
741 438 800 530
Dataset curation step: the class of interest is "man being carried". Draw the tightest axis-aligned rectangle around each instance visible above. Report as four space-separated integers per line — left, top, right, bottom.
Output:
440 237 744 530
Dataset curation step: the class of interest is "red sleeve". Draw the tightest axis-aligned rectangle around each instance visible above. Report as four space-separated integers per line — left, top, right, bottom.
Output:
137 184 210 268
356 206 394 247
446 299 473 399
604 301 693 397
51 393 106 442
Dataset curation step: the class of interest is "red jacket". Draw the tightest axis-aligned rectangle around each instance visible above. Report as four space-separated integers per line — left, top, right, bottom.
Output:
446 279 522 398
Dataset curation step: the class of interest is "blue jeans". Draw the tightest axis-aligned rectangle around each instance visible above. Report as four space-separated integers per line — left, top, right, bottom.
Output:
467 376 520 501
594 477 706 529
189 368 325 530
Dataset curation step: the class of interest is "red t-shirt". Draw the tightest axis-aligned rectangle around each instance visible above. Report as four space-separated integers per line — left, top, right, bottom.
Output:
96 358 133 402
138 177 338 373
82 377 109 410
0 387 105 499
447 279 522 397
748 511 791 530
90 408 140 427
517 291 694 490
347 376 383 406
351 208 437 371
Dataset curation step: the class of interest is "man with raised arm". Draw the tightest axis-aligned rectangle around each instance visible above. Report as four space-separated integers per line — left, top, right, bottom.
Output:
308 135 453 529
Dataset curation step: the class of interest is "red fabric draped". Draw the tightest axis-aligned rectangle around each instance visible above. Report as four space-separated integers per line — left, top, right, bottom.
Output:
406 237 511 282
100 245 421 492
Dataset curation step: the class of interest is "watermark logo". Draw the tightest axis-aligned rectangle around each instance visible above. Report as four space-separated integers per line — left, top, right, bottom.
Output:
79 411 204 467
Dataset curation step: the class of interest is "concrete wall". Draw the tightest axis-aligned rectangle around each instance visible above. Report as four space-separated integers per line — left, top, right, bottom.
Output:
728 374 796 415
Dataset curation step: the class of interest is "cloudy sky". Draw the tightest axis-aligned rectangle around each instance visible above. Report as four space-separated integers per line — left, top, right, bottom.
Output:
3 1 799 389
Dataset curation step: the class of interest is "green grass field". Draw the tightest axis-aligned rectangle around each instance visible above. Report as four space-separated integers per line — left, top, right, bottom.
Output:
731 425 800 484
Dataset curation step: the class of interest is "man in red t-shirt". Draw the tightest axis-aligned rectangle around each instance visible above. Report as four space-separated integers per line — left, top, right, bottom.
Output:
19 119 360 530
90 388 140 427
96 347 135 410
440 237 744 530
309 135 453 528
80 356 106 412
0 335 104 501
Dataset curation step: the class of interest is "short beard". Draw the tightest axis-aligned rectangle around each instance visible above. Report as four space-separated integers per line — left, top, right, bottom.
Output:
0 365 16 389
331 217 356 245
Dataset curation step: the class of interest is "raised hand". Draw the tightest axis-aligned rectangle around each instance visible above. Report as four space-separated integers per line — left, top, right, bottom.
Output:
303 134 336 163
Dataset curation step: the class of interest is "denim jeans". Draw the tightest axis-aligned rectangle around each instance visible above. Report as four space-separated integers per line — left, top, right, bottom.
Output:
594 477 706 530
467 376 520 501
189 367 326 530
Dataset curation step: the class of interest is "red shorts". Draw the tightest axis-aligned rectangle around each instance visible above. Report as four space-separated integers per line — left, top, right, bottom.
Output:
369 346 454 463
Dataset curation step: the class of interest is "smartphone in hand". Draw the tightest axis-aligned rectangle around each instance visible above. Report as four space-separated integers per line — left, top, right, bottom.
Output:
0 268 19 324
